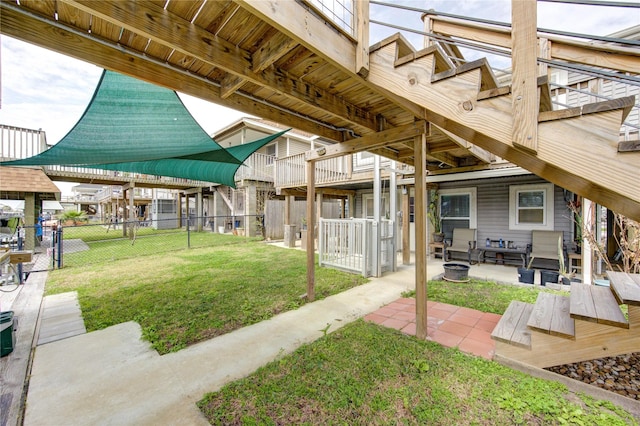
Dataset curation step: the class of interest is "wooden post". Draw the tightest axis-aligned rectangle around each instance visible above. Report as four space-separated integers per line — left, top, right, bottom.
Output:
355 0 369 78
306 160 316 301
511 0 538 154
415 133 428 339
284 194 291 225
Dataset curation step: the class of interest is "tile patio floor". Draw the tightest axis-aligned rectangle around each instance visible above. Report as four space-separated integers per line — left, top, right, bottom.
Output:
364 298 502 360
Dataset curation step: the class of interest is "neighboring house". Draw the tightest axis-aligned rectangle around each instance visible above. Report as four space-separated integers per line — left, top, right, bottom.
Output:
206 118 344 239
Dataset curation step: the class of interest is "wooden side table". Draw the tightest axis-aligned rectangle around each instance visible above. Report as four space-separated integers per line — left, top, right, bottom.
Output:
429 242 444 259
568 253 582 274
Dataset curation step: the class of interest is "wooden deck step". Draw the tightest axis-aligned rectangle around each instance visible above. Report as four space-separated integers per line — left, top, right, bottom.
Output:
526 292 575 339
432 58 499 91
607 271 640 306
491 301 533 349
570 282 629 328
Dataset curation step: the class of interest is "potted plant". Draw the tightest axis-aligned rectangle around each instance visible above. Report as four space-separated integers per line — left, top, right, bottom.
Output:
428 189 444 242
517 256 535 284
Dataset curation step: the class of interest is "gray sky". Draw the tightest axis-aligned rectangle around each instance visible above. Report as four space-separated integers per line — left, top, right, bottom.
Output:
1 0 638 145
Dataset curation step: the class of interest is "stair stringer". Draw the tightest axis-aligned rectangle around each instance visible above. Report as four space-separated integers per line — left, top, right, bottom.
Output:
216 186 234 211
495 305 640 369
366 40 640 221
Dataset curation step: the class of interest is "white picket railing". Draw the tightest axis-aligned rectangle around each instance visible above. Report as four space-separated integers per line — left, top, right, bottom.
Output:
318 218 395 277
275 153 351 188
235 152 275 182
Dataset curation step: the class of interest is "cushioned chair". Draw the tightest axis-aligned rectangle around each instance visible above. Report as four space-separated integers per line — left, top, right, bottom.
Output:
444 228 477 263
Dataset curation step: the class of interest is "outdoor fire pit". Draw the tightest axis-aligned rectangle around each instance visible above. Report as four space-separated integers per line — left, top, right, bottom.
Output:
443 263 470 282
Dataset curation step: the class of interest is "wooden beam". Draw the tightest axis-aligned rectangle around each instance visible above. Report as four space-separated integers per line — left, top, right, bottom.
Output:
236 0 425 119
355 0 370 78
61 0 377 132
415 133 428 340
235 0 355 78
220 73 247 99
305 121 428 161
511 0 538 154
429 152 458 168
306 160 316 302
0 3 345 142
252 32 299 73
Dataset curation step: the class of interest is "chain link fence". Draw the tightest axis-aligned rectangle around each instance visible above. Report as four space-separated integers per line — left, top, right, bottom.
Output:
6 215 264 273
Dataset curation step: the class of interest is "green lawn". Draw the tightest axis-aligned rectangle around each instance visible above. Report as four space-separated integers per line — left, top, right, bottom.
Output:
45 237 637 424
199 321 637 425
46 239 367 353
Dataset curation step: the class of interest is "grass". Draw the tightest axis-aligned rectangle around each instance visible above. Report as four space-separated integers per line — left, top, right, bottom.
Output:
46 239 367 353
402 279 558 315
60 225 261 266
45 236 637 423
198 321 637 425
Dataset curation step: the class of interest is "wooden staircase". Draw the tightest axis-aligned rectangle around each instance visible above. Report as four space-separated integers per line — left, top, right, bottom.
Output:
366 34 640 221
491 272 640 368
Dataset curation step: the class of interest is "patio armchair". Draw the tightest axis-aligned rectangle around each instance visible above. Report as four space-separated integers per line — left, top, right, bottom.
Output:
444 228 477 263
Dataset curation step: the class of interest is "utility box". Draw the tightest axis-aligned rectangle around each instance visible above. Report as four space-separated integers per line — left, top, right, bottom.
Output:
1 311 15 357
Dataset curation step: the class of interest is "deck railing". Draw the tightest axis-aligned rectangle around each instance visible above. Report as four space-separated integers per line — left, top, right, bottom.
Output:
318 218 395 277
275 153 351 188
235 152 275 182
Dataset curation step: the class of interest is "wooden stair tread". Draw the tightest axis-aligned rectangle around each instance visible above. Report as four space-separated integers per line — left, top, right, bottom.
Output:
539 95 635 123
608 271 640 306
570 282 629 328
432 58 499 91
527 292 574 339
491 301 533 349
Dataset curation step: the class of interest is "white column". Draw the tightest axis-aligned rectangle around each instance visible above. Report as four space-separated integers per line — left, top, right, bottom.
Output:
582 198 593 285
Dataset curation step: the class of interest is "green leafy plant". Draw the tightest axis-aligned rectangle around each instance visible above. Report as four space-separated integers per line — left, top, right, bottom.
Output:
58 209 88 225
558 236 574 281
428 189 442 235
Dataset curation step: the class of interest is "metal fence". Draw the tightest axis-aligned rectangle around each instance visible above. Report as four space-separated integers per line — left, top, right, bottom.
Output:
2 215 263 274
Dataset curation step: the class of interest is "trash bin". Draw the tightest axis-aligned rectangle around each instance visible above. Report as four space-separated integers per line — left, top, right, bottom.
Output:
1 311 16 357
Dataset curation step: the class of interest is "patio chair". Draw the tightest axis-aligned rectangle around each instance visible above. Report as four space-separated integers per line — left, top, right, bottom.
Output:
444 228 477 263
527 230 565 269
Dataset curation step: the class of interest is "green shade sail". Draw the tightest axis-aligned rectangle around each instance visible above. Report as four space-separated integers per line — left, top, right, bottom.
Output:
2 70 289 187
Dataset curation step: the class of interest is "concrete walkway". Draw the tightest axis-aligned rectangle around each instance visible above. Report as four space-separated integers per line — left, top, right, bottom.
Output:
25 265 417 425
37 292 86 346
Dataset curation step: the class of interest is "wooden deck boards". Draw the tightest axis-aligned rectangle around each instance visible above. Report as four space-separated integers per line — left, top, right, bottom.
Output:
570 282 628 329
608 271 640 306
527 292 574 339
491 301 532 349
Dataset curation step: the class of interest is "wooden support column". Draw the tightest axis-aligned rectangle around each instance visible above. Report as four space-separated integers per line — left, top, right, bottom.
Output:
196 188 203 232
415 134 428 339
306 160 316 301
355 0 370 78
284 195 292 225
402 186 411 265
23 193 36 251
511 0 538 154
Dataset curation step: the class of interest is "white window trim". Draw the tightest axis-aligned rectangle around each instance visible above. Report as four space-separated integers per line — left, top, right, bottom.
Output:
509 183 554 230
439 188 477 229
363 193 388 219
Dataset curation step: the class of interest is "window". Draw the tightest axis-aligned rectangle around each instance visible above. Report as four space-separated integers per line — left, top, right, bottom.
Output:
363 194 388 219
439 188 477 239
509 183 554 230
265 144 276 165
